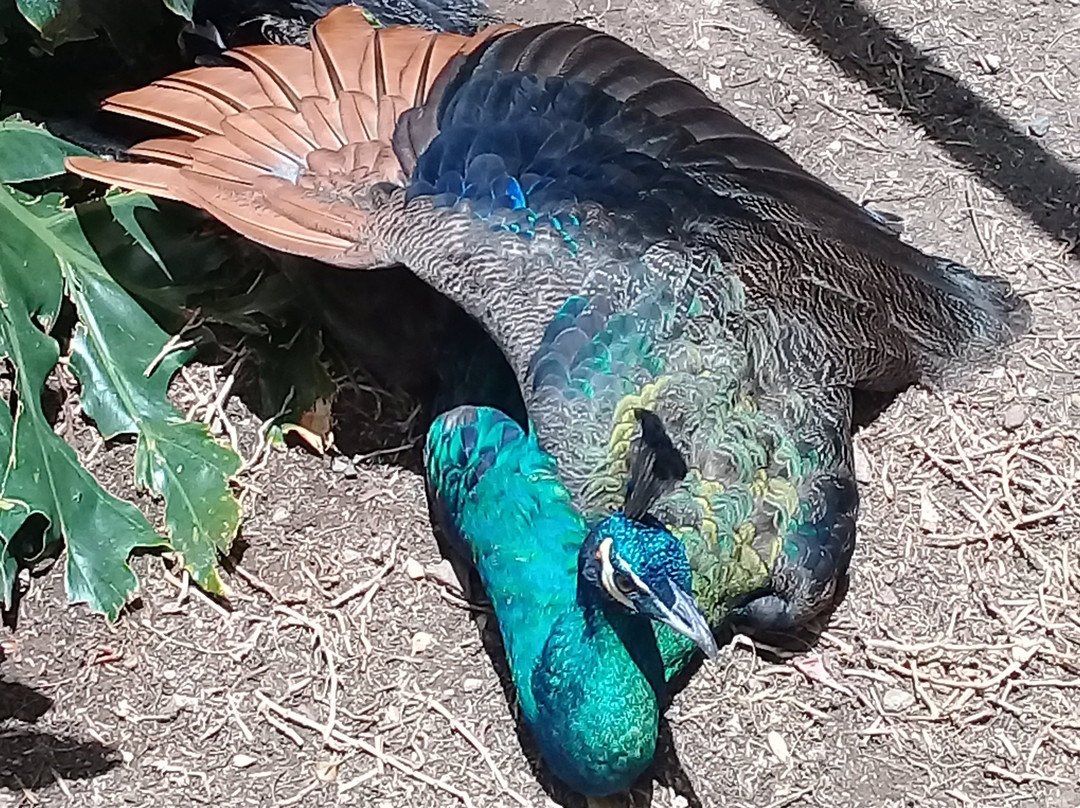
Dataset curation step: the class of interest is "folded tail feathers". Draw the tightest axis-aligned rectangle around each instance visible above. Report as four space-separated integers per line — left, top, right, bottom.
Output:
64 9 517 266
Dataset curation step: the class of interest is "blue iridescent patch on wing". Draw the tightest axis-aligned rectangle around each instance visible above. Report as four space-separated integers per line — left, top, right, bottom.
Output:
406 71 694 252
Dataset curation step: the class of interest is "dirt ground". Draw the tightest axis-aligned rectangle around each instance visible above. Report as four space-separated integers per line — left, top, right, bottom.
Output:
2 0 1079 806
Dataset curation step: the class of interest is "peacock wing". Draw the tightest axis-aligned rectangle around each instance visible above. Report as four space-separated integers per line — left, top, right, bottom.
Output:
394 22 1028 390
65 7 519 268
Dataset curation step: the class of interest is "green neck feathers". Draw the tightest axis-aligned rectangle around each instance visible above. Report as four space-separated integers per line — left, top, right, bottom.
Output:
426 407 689 795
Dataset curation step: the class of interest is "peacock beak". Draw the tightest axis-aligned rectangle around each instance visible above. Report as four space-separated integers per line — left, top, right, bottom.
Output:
644 583 719 660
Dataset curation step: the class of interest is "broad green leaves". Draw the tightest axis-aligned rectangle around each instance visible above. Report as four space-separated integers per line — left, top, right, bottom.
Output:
0 117 92 183
0 186 170 618
13 0 94 45
11 0 192 47
0 121 242 616
63 220 242 595
160 0 194 21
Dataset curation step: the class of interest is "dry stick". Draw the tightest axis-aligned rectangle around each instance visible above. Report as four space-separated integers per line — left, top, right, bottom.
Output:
231 562 282 602
329 558 394 609
262 707 304 747
275 604 340 746
986 764 1070 786
255 691 475 808
761 786 813 808
279 780 322 807
207 368 240 451
411 694 530 808
144 311 202 378
161 570 231 619
866 646 1038 692
964 182 997 268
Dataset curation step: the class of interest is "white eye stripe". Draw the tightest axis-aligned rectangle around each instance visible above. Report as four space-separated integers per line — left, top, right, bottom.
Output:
625 568 651 595
598 538 655 609
598 538 635 609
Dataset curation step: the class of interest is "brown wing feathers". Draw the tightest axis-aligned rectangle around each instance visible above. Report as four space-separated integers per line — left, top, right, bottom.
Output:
64 7 518 265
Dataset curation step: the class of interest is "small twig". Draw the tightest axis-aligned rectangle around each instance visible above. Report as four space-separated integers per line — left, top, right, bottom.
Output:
275 604 339 745
816 98 889 148
985 764 1070 785
328 559 394 609
161 570 231 619
231 563 282 602
144 309 203 378
255 692 475 808
262 708 305 747
964 183 996 268
279 780 322 806
866 645 1038 692
761 786 813 808
409 693 530 807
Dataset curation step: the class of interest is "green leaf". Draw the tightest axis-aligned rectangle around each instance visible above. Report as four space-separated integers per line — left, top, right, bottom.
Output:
0 403 26 608
0 185 166 618
0 126 244 609
15 0 62 30
14 0 94 45
161 0 194 21
0 117 92 183
64 236 242 593
85 194 337 430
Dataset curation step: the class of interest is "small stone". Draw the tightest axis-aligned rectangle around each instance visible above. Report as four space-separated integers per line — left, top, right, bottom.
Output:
767 123 793 142
231 753 258 768
315 759 338 782
330 456 351 474
404 558 425 580
271 506 289 524
883 688 915 711
766 730 790 763
1002 403 1027 431
462 677 484 692
826 139 842 153
696 36 710 50
172 694 199 711
1028 114 1050 138
707 72 724 93
878 586 899 606
978 53 1002 74
411 631 434 655
853 441 873 484
919 487 941 533
425 559 463 593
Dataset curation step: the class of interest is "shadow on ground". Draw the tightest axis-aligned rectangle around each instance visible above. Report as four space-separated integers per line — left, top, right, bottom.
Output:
0 679 122 791
752 0 1080 254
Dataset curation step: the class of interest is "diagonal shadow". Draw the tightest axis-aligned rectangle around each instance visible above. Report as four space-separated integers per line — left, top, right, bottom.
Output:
0 678 122 791
752 0 1080 256
0 679 52 723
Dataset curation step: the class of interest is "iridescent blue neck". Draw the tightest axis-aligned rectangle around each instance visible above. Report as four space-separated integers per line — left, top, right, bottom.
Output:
426 409 666 795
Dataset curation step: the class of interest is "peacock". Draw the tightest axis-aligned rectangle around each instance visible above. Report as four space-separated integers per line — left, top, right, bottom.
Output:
64 8 1029 797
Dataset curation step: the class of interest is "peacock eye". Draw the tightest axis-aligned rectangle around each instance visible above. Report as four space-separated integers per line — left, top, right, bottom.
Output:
613 571 636 595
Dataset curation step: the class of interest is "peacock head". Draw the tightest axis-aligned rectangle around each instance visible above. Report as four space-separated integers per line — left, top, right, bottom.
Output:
579 409 718 659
